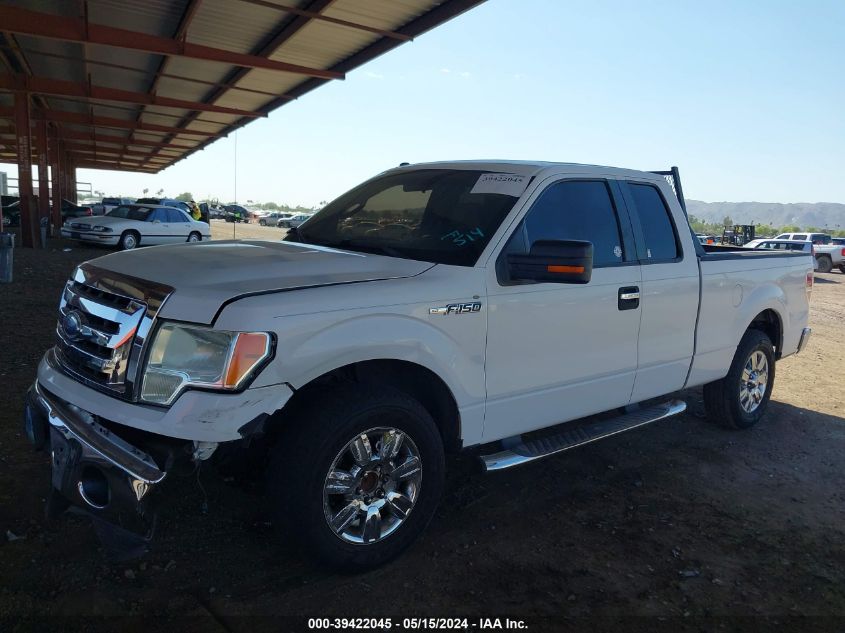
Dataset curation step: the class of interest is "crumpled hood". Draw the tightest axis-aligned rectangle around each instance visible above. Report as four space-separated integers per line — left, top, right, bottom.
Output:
86 240 434 323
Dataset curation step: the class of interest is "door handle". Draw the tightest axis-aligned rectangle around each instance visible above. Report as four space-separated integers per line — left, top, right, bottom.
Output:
618 286 640 310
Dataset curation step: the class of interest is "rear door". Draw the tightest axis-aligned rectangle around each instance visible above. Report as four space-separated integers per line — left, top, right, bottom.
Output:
483 177 642 441
618 180 700 401
166 208 191 241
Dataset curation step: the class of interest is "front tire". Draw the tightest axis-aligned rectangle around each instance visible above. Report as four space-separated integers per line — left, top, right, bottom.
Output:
266 385 445 570
118 230 139 250
817 255 833 274
187 231 201 243
704 328 775 430
838 264 845 274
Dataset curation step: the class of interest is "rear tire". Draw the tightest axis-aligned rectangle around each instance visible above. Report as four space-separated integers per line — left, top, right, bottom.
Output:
118 230 139 250
703 328 775 430
817 255 832 274
266 385 445 571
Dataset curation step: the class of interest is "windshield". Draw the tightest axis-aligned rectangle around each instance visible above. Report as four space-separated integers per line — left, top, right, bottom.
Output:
289 169 524 266
107 205 151 221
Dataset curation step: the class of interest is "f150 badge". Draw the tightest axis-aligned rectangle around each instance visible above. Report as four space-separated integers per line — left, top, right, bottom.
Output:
429 302 482 315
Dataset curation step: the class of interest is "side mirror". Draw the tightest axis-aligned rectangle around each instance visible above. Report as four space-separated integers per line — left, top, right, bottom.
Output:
506 239 593 284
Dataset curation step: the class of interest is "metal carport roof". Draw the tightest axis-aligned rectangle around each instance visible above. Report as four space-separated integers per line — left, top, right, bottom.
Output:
0 0 485 174
0 0 485 246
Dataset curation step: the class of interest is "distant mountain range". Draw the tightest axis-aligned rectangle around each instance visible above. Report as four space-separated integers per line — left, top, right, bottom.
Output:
685 200 845 230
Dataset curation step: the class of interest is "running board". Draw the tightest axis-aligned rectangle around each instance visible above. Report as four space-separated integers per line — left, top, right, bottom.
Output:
479 399 687 472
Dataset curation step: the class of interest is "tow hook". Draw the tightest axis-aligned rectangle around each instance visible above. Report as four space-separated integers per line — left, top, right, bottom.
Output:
192 441 219 462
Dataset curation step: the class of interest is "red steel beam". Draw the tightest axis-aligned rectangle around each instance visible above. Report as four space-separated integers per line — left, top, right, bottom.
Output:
2 126 196 151
0 6 343 80
35 117 50 223
50 132 62 231
74 160 158 173
0 75 263 118
0 105 222 137
66 145 171 163
15 91 37 247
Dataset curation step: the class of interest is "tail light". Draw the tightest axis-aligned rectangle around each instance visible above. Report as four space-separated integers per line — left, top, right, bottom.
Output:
841 248 845 257
85 208 93 216
806 271 814 295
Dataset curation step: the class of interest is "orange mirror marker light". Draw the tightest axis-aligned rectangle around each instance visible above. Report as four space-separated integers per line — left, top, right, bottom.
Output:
547 265 585 274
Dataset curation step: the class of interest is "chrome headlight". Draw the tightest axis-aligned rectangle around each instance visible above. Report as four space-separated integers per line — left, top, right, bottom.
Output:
92 225 113 233
141 324 273 405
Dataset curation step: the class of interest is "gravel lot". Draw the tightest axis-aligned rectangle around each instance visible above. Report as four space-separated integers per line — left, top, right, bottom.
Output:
1 233 843 630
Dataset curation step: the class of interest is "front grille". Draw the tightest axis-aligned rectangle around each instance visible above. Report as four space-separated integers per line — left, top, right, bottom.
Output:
70 222 91 230
53 265 173 400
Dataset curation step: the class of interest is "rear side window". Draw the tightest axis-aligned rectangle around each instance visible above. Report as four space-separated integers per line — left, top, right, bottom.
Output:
627 184 679 261
514 180 625 267
793 234 807 241
166 209 185 222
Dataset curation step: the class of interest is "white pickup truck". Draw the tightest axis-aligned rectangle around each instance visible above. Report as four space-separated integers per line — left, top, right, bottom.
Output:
24 161 813 569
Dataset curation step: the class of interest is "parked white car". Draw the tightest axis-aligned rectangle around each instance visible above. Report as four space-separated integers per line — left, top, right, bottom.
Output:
61 203 211 250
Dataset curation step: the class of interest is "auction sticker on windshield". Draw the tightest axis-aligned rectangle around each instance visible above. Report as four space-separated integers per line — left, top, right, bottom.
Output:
470 173 530 197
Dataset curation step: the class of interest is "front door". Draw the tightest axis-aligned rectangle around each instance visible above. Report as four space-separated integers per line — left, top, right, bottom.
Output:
483 178 642 442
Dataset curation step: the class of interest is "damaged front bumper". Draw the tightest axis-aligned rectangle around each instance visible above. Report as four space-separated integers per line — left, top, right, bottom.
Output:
25 380 170 549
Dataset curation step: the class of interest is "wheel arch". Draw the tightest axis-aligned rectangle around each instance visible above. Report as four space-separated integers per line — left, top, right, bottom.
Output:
747 308 783 359
270 359 462 453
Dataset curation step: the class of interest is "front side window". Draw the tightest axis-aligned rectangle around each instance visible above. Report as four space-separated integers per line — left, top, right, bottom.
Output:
292 169 523 266
505 180 624 267
107 205 151 221
627 183 679 261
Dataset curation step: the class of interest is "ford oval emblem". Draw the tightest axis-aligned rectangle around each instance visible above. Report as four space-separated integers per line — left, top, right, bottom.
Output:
62 310 84 340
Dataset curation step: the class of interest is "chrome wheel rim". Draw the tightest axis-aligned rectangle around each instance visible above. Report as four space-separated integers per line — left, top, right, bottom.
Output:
739 350 768 413
188 233 199 242
323 427 422 545
123 234 136 249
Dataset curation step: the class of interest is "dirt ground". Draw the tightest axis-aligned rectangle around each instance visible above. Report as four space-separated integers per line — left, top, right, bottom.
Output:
210 218 289 241
1 233 844 631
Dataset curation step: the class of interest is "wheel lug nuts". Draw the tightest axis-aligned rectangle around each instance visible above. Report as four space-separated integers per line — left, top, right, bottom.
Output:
377 489 385 498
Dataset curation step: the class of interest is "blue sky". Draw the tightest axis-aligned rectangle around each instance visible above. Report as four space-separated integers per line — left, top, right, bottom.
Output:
7 0 845 205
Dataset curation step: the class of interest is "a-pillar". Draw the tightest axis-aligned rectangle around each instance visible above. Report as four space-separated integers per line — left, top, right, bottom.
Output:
50 133 62 232
14 90 36 248
35 117 50 240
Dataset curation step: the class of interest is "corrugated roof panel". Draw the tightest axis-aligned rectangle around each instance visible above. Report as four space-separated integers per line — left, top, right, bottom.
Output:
86 45 155 95
225 68 303 100
211 89 274 114
183 120 229 135
270 20 380 69
325 0 440 31
88 0 187 37
139 111 194 128
154 76 214 105
188 0 307 55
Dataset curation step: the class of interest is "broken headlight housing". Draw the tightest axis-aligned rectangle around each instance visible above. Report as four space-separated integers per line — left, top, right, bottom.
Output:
141 323 273 405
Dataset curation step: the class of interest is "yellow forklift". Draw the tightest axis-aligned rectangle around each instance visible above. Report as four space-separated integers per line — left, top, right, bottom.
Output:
721 224 756 246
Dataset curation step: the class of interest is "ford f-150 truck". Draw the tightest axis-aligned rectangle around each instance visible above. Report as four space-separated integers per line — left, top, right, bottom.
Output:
24 162 813 569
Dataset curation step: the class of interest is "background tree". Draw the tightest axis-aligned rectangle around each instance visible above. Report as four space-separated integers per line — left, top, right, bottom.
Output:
156 188 164 197
722 215 734 227
142 188 149 196
175 192 194 202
